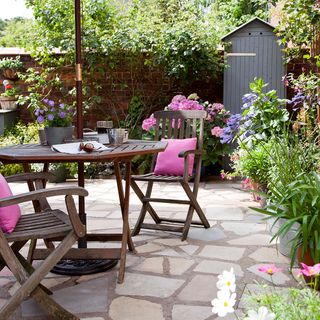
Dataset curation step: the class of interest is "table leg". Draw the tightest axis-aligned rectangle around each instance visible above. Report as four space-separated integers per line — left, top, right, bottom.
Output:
114 160 135 283
77 161 87 248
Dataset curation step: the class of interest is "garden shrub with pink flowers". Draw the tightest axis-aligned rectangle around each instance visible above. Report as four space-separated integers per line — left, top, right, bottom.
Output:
142 93 234 166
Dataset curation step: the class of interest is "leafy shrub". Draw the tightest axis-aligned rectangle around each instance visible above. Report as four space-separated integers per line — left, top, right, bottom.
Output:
0 121 41 176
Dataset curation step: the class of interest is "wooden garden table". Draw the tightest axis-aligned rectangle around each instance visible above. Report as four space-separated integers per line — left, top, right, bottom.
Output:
0 140 167 283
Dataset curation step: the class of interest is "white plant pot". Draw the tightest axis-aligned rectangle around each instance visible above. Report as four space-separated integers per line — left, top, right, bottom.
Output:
0 96 17 110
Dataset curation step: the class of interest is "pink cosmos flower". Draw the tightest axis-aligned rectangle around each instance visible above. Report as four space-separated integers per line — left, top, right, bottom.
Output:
142 114 157 132
258 264 282 275
299 262 320 277
211 126 223 137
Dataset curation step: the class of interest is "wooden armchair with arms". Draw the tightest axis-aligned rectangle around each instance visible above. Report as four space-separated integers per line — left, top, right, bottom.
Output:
0 172 87 319
131 110 210 241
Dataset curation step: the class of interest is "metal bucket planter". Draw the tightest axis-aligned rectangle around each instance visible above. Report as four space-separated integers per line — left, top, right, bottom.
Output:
268 218 300 257
0 97 17 110
44 126 74 146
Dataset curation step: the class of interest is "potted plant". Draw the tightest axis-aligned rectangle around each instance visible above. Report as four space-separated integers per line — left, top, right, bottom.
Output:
34 98 75 145
0 56 23 80
252 133 320 269
0 80 19 110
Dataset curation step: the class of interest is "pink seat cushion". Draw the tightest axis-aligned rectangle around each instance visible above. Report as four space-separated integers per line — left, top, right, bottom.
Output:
0 174 21 233
154 138 197 176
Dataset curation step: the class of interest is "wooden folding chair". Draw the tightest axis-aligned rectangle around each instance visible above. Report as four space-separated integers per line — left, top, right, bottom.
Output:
0 173 88 319
131 110 210 241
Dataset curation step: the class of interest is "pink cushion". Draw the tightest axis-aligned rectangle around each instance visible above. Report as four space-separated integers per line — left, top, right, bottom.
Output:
0 174 21 233
154 138 197 176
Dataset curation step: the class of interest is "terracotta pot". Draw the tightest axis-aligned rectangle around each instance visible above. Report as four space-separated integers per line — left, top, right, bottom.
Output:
297 246 319 290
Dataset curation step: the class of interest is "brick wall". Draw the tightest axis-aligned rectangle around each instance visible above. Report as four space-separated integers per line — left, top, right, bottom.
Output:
0 51 223 129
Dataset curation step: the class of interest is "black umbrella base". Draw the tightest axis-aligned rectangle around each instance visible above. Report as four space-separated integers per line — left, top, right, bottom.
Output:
51 259 118 276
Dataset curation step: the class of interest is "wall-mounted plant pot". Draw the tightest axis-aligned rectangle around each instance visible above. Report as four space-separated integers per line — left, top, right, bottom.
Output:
2 68 19 80
0 96 17 110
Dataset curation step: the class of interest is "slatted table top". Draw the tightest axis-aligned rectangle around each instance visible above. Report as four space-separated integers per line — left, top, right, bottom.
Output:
0 140 167 163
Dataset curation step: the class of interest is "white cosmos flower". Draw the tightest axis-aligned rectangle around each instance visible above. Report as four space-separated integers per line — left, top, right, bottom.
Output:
211 289 236 317
217 267 236 292
246 306 276 320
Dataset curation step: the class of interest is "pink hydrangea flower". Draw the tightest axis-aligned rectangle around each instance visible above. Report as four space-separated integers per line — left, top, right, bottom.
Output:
299 262 320 277
171 95 187 103
142 114 156 132
168 97 204 111
258 264 282 275
211 126 223 137
212 103 224 111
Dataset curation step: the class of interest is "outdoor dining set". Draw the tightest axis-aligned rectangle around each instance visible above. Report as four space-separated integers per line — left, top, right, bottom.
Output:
0 110 209 319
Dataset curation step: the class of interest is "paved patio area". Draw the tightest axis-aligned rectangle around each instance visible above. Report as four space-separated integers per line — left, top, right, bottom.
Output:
1 179 298 320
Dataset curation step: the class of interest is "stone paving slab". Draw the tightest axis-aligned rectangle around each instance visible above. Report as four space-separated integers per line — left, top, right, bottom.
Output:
2 179 299 320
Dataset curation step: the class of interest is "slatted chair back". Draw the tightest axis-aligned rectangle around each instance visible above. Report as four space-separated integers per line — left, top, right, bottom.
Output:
151 110 206 173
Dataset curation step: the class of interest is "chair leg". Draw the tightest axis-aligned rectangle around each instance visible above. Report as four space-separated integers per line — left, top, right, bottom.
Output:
0 231 79 319
181 181 210 228
131 180 160 236
181 205 196 241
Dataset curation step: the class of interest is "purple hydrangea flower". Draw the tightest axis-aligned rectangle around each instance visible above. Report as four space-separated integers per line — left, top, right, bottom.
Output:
59 111 66 118
34 109 40 116
59 103 65 109
47 114 54 121
242 93 257 105
288 91 305 111
43 98 49 104
37 115 45 123
48 100 55 107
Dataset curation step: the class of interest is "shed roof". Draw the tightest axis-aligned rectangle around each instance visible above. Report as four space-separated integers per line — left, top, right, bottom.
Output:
221 17 275 41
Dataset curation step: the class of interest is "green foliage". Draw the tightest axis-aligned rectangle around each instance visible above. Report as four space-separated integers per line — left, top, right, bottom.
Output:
26 0 222 83
209 0 271 35
244 287 320 320
240 78 290 146
0 56 23 70
18 67 73 120
122 95 144 139
0 18 34 48
276 0 320 64
252 134 320 266
0 122 42 176
232 142 271 184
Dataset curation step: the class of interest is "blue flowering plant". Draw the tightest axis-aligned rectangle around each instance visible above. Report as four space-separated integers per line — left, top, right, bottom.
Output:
34 98 75 127
220 78 290 147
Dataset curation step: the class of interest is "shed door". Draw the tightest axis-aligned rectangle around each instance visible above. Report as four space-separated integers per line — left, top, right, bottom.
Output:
223 33 285 114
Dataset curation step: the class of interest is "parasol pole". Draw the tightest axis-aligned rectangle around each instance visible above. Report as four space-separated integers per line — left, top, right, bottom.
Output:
75 0 86 247
75 0 83 140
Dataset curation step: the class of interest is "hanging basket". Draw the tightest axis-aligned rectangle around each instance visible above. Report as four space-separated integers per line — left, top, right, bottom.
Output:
2 69 19 80
0 96 17 110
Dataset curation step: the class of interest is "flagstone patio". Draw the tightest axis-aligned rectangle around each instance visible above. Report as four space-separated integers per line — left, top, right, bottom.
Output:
1 179 299 320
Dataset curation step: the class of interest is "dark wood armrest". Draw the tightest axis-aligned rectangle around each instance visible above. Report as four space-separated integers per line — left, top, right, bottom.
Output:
0 187 88 237
5 172 55 183
178 149 203 158
0 187 88 208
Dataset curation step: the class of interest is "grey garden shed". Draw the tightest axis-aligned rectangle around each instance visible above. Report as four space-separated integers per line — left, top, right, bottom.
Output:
222 17 286 114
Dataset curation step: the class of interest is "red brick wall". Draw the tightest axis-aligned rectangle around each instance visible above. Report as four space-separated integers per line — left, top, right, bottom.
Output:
0 52 223 129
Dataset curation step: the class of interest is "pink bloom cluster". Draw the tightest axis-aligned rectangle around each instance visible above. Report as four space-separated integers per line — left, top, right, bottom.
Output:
168 95 204 111
299 262 320 277
211 103 224 111
211 126 223 137
142 114 156 132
